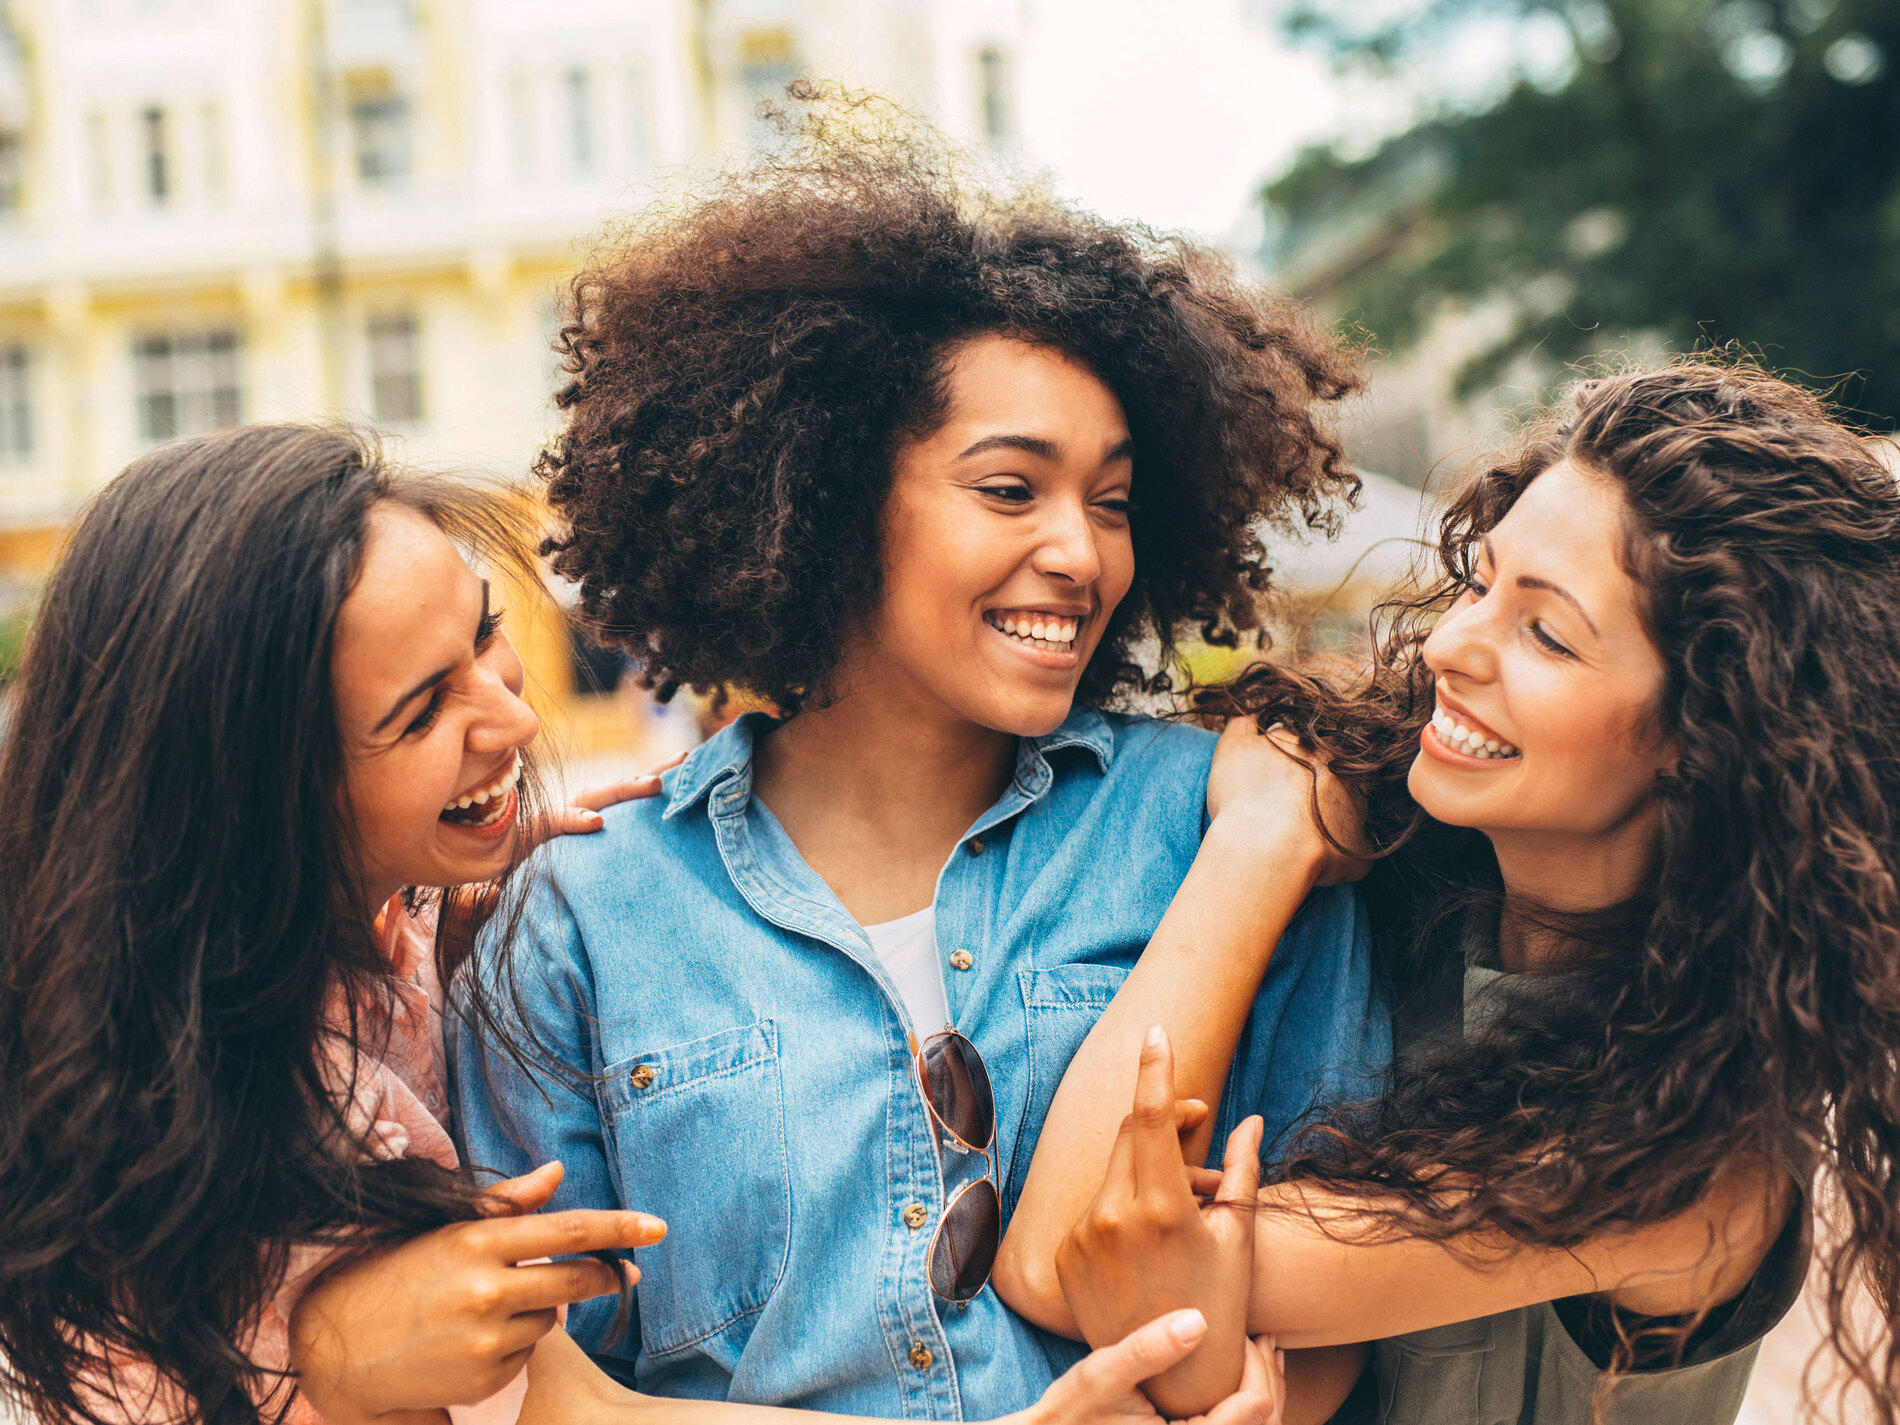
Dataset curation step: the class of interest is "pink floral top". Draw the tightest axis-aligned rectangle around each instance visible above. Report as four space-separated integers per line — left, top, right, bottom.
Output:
81 899 529 1425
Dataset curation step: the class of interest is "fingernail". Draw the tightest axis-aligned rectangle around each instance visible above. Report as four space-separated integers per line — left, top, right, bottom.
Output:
1277 1349 1286 1375
637 1214 667 1237
582 811 604 828
1144 1024 1165 1049
1168 1309 1206 1345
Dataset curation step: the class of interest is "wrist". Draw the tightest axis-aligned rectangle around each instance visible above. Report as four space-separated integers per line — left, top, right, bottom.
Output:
1202 809 1327 884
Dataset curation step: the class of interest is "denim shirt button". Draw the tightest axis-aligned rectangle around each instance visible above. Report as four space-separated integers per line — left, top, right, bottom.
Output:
949 949 974 971
908 1341 934 1371
965 836 985 856
903 1202 928 1230
629 1063 657 1090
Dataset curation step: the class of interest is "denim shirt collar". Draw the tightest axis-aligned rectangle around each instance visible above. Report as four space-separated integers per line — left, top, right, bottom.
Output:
664 706 1118 822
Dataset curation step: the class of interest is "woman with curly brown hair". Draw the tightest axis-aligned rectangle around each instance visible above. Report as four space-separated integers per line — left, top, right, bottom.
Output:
1008 362 1900 1424
452 103 1386 1424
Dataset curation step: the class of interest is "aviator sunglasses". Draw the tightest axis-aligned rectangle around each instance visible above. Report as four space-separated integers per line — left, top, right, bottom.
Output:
915 1028 1000 1302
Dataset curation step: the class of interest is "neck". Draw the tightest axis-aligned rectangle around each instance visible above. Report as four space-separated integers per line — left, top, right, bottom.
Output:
759 689 1016 836
751 651 1019 924
1487 814 1657 973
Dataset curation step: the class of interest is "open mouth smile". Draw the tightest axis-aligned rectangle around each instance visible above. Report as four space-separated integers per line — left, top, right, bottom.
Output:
440 750 521 829
984 609 1081 652
1426 702 1521 762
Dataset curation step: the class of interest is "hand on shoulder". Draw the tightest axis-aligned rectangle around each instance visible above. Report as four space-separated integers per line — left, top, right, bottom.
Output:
1204 718 1371 889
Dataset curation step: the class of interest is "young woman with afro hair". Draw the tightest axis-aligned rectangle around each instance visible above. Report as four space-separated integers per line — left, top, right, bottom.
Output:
453 95 1387 1425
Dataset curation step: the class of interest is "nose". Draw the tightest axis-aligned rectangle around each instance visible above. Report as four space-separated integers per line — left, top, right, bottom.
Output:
1422 588 1501 686
1029 495 1104 587
467 636 540 755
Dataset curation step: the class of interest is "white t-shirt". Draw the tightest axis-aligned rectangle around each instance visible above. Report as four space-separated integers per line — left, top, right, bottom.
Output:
863 906 952 1037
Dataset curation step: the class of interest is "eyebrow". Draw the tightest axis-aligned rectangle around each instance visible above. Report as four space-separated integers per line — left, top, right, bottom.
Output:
1481 539 1600 638
372 580 489 734
958 433 1060 462
956 434 1136 464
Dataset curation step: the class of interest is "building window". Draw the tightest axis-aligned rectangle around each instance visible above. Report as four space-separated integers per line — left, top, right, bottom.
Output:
976 45 1013 146
506 72 535 176
739 30 798 150
625 66 650 169
0 129 22 213
133 329 241 442
367 313 423 425
86 110 112 210
140 105 170 204
199 101 227 197
351 93 411 187
563 67 594 173
0 345 30 461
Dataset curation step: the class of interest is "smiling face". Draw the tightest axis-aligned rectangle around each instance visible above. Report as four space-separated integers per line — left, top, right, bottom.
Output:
1409 460 1675 890
331 503 540 907
855 334 1138 738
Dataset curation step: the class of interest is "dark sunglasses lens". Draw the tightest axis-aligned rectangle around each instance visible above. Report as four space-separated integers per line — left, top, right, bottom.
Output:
930 1178 1001 1302
920 1032 995 1150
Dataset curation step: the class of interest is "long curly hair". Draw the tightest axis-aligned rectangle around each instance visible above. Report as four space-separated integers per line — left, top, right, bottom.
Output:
537 87 1362 710
1228 360 1900 1412
0 427 552 1425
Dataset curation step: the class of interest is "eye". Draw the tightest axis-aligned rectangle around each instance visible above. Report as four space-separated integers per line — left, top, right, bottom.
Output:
977 480 1033 504
477 607 505 648
1095 495 1135 516
1529 622 1575 658
404 690 444 737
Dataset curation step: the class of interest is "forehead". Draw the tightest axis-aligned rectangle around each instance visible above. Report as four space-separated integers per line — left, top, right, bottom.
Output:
1494 462 1629 585
332 504 475 710
1491 459 1666 673
933 335 1127 441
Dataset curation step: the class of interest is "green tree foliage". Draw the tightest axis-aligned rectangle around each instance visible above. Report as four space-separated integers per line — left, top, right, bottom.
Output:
1265 0 1900 421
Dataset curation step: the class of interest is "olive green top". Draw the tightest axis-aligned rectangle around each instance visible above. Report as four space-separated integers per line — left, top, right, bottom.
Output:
1333 932 1809 1425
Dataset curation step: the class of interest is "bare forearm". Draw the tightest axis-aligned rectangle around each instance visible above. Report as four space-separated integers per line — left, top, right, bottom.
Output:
520 1331 899 1425
994 819 1320 1333
1245 1173 1795 1347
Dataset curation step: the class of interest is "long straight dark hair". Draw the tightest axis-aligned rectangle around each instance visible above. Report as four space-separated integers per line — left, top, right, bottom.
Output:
0 426 549 1425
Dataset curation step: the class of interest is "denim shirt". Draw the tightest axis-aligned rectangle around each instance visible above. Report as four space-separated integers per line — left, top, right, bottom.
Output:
449 708 1389 1420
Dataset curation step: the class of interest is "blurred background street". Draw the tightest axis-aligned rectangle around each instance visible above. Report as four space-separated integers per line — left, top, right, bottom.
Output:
1 2 1897 1417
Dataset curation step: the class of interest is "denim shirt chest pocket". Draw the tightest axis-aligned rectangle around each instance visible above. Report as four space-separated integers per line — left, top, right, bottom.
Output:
1010 964 1131 1213
597 1021 791 1358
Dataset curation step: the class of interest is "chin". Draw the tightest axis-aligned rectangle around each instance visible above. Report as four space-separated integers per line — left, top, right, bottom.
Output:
970 691 1079 739
1406 755 1481 829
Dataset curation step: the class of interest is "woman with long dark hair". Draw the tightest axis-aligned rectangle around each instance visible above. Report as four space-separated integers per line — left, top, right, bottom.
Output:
0 424 1289 1425
1001 363 1900 1423
0 425 691 1425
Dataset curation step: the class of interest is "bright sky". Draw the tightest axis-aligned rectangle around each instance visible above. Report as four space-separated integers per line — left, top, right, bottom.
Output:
1008 0 1407 249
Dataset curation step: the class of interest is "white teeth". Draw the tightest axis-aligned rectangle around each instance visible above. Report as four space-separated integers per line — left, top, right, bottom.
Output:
1429 707 1519 761
443 751 522 814
989 613 1079 647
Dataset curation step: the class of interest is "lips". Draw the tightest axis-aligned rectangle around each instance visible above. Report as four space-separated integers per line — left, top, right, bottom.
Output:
1425 686 1520 762
440 750 521 826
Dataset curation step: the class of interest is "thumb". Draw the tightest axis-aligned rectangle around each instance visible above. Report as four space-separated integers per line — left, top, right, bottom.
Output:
478 1160 563 1217
1072 1310 1207 1397
1213 1116 1265 1211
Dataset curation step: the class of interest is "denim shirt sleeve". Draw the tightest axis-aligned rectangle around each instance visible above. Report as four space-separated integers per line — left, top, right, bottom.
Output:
1218 882 1393 1165
447 865 636 1360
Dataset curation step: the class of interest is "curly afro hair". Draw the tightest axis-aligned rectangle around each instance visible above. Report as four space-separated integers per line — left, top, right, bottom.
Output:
539 88 1364 711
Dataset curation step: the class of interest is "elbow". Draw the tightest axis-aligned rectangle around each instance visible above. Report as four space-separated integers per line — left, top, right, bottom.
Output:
992 1230 1082 1338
